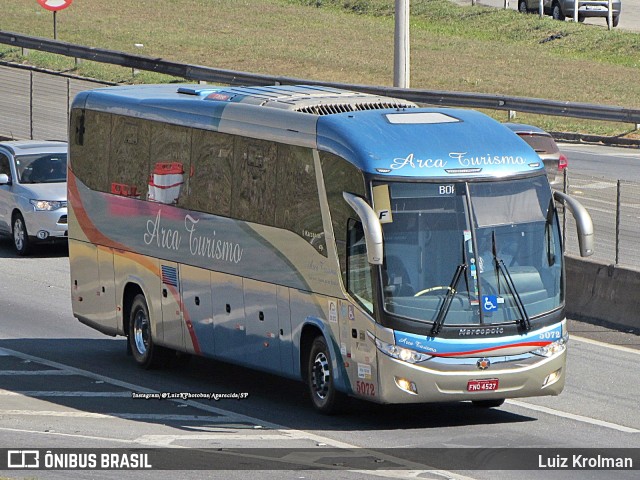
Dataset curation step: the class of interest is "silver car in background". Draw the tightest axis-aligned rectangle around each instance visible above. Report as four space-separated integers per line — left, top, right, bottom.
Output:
518 0 622 28
0 140 68 255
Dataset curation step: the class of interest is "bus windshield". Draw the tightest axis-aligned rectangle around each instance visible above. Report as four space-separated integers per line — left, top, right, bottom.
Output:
377 175 563 328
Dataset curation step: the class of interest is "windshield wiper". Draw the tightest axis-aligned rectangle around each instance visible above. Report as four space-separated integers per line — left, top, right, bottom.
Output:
430 263 467 336
491 231 531 330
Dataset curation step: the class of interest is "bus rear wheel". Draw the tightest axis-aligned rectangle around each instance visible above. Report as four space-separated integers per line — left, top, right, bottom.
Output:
128 294 163 369
307 336 344 414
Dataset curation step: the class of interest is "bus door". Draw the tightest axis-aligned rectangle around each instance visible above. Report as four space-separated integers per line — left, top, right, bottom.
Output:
179 264 214 355
211 271 246 363
243 278 281 373
159 261 184 350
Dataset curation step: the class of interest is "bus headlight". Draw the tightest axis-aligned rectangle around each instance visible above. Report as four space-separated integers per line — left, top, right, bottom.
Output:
532 336 567 357
373 337 430 364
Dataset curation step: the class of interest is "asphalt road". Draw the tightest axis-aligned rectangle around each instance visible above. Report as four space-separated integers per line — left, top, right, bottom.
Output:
0 236 638 480
560 143 640 182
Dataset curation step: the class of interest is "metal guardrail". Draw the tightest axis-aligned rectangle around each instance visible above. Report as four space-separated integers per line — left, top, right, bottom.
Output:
2 31 640 127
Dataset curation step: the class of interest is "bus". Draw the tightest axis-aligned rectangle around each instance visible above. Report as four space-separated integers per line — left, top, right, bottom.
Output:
68 84 593 413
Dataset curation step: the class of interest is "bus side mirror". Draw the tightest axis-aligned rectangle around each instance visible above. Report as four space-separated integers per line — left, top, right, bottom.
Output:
553 191 594 257
343 192 383 265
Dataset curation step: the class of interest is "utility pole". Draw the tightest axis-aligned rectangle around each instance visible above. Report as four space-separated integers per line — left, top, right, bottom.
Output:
394 0 410 88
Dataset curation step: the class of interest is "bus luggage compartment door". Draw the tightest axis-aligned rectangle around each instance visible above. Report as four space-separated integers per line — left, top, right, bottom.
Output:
243 278 281 374
211 271 246 363
179 264 213 355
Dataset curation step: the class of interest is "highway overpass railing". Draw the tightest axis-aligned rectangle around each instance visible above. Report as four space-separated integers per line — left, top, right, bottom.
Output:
1 31 640 128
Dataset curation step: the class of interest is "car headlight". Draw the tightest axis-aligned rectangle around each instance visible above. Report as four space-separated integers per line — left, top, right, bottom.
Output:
373 337 430 364
532 335 568 357
30 199 67 211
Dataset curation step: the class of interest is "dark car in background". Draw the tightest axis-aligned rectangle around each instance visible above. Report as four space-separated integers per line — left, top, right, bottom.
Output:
518 0 622 28
504 123 567 186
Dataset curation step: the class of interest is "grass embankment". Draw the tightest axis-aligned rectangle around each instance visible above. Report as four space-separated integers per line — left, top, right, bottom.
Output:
0 0 638 136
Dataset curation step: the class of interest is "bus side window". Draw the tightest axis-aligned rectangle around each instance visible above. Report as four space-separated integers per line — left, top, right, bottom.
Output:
69 109 110 193
275 145 326 255
185 129 233 216
320 151 366 289
346 219 373 313
109 117 150 200
232 137 277 225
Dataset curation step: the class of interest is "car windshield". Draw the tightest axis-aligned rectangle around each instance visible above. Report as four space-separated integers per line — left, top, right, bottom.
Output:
14 153 67 184
377 176 563 328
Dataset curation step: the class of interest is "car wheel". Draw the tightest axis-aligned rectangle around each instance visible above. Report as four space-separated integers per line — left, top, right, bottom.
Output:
609 15 619 28
12 213 31 256
578 15 585 22
128 294 164 368
552 3 565 21
307 336 345 414
518 0 528 13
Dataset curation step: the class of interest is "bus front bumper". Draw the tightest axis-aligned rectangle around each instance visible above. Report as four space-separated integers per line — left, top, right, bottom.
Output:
374 347 566 404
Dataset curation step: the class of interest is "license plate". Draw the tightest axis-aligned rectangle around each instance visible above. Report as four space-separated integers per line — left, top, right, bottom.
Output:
467 379 499 392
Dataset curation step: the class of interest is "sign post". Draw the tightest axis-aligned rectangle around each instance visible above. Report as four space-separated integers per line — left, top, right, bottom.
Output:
36 0 73 40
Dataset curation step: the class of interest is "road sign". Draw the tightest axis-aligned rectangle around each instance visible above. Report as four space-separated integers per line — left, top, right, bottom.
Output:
37 0 73 12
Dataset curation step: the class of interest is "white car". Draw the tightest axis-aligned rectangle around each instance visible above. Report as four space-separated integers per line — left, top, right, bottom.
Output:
0 140 68 255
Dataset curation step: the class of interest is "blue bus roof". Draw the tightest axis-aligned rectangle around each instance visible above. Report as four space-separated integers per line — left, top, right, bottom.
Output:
72 84 544 179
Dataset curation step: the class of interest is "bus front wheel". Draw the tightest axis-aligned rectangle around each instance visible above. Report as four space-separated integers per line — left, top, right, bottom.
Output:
307 336 344 414
128 294 162 369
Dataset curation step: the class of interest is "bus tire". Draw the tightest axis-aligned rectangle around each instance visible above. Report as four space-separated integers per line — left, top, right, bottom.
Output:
307 336 344 414
128 294 163 369
472 399 505 408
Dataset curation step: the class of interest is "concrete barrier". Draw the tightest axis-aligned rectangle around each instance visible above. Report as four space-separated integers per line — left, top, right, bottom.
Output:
566 255 640 332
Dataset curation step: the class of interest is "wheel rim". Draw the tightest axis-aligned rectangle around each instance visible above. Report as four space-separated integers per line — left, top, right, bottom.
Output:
132 308 150 356
311 351 331 400
13 218 25 251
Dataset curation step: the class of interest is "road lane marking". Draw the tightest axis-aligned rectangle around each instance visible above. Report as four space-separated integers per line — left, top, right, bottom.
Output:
0 390 131 396
506 400 640 433
571 335 640 355
0 370 76 375
0 410 224 421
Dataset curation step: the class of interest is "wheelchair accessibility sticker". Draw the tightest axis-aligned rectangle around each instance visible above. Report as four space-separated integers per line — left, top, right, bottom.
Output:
482 295 504 312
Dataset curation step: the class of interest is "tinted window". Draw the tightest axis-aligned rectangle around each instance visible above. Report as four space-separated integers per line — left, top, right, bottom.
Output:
0 153 10 178
232 137 277 225
70 109 110 192
275 145 325 255
109 116 151 200
185 129 234 216
320 151 366 286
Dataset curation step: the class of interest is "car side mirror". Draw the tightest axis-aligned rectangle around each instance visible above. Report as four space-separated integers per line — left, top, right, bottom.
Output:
0 173 11 185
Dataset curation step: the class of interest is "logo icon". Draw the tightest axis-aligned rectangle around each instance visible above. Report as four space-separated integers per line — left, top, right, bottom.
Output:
482 295 498 312
476 358 491 370
7 450 39 468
